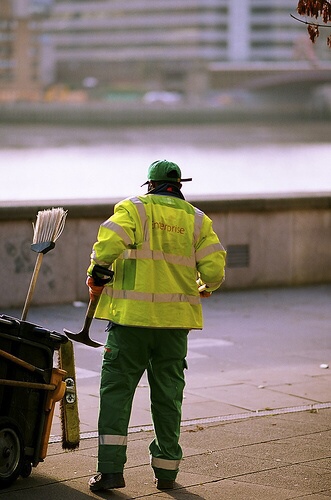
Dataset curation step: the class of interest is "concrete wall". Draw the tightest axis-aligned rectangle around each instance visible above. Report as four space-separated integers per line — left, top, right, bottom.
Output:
0 193 330 309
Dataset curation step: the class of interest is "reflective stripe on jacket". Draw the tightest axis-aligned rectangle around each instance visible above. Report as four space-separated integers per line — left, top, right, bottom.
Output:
89 194 226 329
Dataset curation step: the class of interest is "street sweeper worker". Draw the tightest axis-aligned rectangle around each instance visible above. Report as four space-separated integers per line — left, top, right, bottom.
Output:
86 159 226 492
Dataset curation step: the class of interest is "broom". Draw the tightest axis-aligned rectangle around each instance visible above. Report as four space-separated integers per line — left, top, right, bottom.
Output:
20 208 80 450
58 340 80 450
21 207 67 321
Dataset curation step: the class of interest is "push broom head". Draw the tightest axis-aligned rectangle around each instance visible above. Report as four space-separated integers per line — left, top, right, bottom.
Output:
21 207 68 321
31 207 68 254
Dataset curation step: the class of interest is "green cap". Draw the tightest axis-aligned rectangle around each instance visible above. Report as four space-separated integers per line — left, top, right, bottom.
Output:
142 160 192 186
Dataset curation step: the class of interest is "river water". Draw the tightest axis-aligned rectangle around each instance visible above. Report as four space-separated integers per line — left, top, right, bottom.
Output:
1 121 330 202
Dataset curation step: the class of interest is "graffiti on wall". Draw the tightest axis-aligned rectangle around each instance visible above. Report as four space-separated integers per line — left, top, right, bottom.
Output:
4 239 56 291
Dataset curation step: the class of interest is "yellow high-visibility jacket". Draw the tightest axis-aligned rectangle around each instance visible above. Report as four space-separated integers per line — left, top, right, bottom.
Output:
88 193 226 329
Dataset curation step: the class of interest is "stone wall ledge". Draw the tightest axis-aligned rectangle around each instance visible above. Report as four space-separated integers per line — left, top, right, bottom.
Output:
1 192 330 221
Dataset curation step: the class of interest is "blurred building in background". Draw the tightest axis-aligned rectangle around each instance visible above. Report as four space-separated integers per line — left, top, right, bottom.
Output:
0 0 330 101
0 0 53 100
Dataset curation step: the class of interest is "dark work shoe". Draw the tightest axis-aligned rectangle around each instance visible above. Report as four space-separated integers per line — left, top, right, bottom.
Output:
154 477 175 490
88 472 125 491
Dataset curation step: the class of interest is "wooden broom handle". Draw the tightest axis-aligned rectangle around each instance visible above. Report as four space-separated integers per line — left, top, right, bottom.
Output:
21 253 44 321
0 348 47 379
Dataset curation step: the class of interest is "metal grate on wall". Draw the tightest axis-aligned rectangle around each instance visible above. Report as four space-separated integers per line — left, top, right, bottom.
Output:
226 244 250 268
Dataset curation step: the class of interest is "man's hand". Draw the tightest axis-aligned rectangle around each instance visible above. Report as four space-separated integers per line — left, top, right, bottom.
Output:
197 280 212 298
86 276 104 301
86 265 114 301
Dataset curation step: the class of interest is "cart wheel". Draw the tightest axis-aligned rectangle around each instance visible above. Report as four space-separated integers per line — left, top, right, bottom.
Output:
20 460 32 479
0 419 24 489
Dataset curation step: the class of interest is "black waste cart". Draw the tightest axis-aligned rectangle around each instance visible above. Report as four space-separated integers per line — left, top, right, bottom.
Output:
0 314 68 488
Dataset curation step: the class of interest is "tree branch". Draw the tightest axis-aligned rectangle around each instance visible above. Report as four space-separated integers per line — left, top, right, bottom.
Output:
290 13 331 28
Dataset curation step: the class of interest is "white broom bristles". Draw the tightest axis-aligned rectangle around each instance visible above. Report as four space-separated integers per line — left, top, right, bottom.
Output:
32 207 68 244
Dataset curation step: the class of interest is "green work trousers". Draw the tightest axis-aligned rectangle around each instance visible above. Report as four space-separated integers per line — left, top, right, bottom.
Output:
97 324 189 481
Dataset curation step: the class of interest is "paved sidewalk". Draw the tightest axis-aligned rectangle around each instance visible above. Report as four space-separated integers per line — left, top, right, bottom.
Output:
1 285 330 498
1 409 331 499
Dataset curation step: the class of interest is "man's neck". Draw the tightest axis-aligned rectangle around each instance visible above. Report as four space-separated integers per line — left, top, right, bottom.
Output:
147 183 185 200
